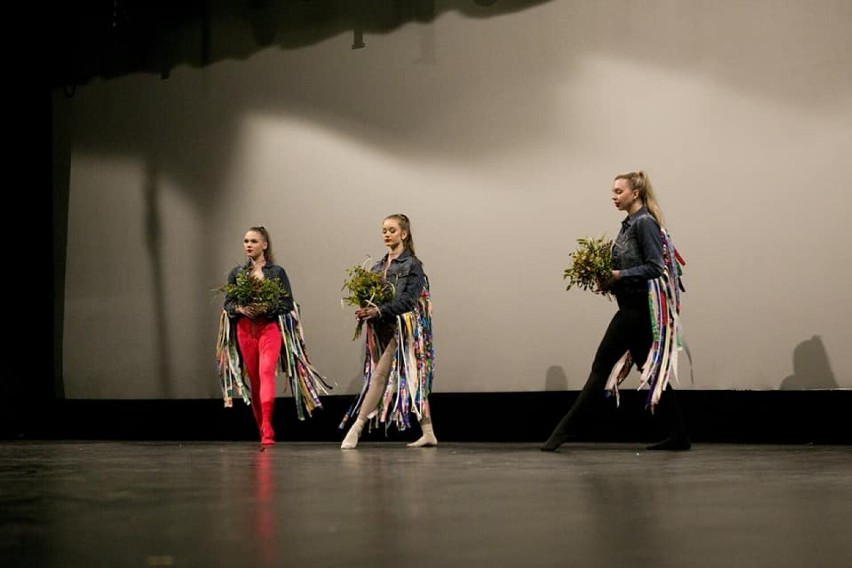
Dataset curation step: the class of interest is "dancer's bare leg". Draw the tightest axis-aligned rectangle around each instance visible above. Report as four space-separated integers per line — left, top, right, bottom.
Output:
341 338 397 449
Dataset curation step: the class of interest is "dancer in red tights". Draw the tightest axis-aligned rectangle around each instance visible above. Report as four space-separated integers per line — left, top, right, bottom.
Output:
223 226 294 446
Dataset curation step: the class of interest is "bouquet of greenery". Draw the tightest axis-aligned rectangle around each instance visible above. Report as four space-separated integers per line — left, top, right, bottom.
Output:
563 234 614 299
220 268 287 315
341 259 394 340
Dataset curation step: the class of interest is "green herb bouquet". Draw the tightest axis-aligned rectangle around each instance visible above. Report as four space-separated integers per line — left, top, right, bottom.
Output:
341 259 394 340
220 269 287 315
563 234 614 299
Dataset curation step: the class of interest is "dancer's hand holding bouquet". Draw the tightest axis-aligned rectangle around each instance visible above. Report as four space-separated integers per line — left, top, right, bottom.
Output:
341 259 394 339
563 235 614 299
220 268 287 317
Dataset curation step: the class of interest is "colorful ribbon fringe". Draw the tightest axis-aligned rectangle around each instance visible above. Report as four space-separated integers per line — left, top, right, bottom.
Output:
215 309 250 408
605 228 692 410
215 304 333 419
339 280 435 433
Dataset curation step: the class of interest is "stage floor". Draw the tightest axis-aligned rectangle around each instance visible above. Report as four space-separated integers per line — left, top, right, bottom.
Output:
2 441 850 567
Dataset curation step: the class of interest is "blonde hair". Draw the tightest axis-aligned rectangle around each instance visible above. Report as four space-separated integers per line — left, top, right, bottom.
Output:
615 171 665 227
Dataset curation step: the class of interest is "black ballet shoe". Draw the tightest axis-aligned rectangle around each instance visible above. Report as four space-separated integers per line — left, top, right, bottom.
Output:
540 432 569 452
646 437 691 451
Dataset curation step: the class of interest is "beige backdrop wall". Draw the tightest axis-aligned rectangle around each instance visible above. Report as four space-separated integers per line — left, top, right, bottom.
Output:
59 0 852 399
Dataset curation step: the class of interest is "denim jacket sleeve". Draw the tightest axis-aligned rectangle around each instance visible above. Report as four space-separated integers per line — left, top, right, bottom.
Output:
223 266 242 318
377 254 426 320
616 213 664 281
263 264 295 316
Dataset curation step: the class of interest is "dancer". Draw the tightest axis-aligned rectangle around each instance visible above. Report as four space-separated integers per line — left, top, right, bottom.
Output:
216 225 330 446
542 171 691 452
340 214 437 450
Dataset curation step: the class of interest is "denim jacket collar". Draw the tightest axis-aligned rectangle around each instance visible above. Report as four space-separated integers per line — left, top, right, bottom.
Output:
622 205 649 229
382 249 412 263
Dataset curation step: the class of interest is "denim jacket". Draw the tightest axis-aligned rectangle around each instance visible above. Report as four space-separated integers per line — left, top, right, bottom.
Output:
370 249 426 322
224 262 295 319
611 206 664 297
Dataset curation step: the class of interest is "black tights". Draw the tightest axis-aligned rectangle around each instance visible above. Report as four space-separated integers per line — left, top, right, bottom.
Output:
545 295 688 443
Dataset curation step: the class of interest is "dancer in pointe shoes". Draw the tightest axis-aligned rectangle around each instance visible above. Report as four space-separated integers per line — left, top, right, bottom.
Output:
541 171 691 453
340 214 437 450
217 225 331 447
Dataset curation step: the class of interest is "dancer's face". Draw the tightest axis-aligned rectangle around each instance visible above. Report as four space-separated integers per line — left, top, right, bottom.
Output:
382 219 407 250
611 178 640 213
243 230 267 260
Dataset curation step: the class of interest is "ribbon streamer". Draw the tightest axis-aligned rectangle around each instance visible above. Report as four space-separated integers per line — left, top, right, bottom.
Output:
215 303 333 419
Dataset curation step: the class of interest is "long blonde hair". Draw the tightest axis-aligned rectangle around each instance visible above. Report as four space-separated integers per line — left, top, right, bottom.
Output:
615 171 665 228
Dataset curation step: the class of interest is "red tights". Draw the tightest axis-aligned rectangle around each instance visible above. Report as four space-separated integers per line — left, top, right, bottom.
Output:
236 318 281 445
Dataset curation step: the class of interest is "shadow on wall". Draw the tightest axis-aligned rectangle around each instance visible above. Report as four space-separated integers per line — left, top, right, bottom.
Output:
780 335 837 390
52 0 553 91
144 160 173 397
544 365 568 391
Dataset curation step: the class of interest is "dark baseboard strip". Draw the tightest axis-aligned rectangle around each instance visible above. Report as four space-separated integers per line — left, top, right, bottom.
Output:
3 390 850 444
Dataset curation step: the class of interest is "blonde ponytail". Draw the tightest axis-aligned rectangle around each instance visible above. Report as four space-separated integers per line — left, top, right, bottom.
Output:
615 171 665 228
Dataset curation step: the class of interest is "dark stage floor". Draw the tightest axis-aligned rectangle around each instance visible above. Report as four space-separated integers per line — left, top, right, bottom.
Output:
2 441 851 567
